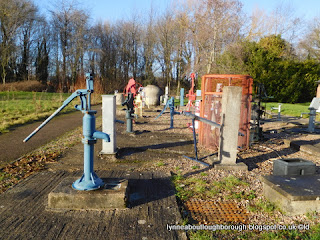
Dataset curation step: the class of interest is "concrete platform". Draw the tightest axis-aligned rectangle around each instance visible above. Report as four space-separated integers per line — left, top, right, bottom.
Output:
283 139 320 156
261 175 320 215
0 170 186 239
48 177 128 210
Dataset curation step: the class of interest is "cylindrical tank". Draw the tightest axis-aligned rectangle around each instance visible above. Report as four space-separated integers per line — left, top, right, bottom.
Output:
115 92 124 105
144 85 162 106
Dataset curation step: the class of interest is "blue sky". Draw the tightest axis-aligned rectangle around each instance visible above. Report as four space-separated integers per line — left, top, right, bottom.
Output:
33 0 320 23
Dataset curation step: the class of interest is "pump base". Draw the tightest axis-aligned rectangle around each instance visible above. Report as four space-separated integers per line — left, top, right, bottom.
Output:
72 172 104 191
48 177 128 210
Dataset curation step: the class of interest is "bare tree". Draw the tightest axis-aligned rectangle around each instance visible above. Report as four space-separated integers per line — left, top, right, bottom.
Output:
299 17 320 60
189 0 243 74
17 2 38 81
172 10 190 94
141 9 157 84
155 10 176 89
35 17 50 85
246 2 301 43
0 0 36 84
50 0 89 91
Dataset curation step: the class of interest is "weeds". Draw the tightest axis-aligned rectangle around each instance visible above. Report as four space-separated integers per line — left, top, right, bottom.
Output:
156 161 165 167
171 172 253 202
212 175 249 192
227 190 257 200
306 211 319 221
247 199 278 213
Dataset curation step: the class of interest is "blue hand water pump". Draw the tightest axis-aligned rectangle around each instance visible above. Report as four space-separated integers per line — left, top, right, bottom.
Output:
23 73 110 190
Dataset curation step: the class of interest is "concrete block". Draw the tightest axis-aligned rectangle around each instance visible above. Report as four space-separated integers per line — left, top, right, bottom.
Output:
115 92 124 105
300 144 320 155
214 162 248 171
48 177 128 210
101 95 117 154
273 158 316 176
261 175 320 215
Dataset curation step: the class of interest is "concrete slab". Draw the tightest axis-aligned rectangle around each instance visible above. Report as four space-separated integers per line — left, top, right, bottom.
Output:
48 177 128 210
283 139 320 156
214 162 248 171
261 175 320 215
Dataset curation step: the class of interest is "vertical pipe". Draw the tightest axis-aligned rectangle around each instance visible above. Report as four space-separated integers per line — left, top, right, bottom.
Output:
82 111 95 182
126 110 133 132
308 109 316 133
192 118 198 160
277 103 282 120
169 97 174 129
84 143 93 182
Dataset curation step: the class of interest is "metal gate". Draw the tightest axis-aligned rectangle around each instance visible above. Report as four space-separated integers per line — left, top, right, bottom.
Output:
199 74 253 151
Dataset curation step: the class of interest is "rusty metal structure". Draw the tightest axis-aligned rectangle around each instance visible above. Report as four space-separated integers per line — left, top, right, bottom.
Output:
186 73 197 111
184 199 249 224
199 74 253 151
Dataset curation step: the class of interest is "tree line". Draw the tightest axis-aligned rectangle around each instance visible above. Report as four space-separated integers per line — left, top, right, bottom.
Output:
0 0 319 102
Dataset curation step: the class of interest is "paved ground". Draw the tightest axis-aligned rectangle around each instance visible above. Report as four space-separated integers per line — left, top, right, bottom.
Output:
0 107 190 240
0 105 101 168
1 108 320 239
0 170 185 240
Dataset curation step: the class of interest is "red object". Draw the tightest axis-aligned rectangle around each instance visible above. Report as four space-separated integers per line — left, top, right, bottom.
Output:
186 73 196 111
124 78 142 97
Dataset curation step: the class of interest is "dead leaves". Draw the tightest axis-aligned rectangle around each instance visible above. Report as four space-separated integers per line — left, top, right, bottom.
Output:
0 151 62 193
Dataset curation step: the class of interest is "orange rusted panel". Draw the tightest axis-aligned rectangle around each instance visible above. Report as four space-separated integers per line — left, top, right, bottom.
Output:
199 74 253 151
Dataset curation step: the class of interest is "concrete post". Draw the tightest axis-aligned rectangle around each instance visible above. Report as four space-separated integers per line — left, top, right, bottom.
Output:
217 86 246 170
277 103 282 120
308 108 316 133
180 88 184 107
164 86 169 105
101 95 117 154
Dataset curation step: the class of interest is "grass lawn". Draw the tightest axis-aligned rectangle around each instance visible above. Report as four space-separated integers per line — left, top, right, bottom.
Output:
264 102 311 118
0 91 101 133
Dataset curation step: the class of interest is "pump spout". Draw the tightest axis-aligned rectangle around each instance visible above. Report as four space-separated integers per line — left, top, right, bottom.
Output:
93 131 110 142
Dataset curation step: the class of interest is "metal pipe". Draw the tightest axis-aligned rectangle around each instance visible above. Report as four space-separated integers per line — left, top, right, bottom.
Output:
183 118 210 167
23 104 66 142
182 111 221 129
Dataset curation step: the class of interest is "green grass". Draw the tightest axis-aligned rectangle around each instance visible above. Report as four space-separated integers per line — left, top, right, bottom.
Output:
264 102 310 118
0 91 95 133
171 173 251 201
247 199 278 213
156 161 165 167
